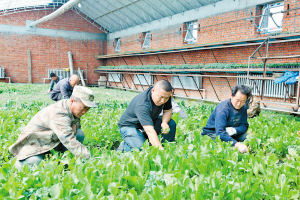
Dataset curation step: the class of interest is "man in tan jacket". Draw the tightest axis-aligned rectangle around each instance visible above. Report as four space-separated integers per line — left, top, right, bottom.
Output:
9 86 97 168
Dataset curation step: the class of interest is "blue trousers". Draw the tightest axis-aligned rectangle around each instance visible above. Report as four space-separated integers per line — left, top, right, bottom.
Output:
14 129 84 169
205 132 248 142
118 118 176 152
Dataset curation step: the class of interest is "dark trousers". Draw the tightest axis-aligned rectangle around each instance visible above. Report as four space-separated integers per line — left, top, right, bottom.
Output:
204 132 247 142
50 91 72 101
50 92 62 101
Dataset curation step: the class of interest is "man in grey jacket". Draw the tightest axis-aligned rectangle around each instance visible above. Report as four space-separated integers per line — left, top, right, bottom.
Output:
9 86 97 168
50 74 79 101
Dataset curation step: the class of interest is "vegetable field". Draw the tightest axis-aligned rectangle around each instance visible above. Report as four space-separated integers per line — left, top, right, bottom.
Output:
1 83 300 199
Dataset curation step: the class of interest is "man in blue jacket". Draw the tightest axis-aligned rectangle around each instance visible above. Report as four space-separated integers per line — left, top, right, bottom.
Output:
202 84 251 153
50 74 79 101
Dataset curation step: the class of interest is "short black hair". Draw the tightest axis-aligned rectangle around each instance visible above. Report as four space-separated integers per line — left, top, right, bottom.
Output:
50 73 56 78
155 80 173 92
232 84 252 99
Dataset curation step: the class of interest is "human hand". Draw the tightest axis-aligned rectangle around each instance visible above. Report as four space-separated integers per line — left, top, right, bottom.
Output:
234 142 248 153
161 122 170 134
226 127 237 136
47 89 51 93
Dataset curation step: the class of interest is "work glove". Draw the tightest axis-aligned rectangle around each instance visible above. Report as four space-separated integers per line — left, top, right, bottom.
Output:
234 142 248 153
226 127 237 136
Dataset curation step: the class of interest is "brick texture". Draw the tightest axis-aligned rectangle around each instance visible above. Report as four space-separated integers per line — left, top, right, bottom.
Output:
0 10 105 84
103 0 300 107
106 0 300 56
1 1 300 108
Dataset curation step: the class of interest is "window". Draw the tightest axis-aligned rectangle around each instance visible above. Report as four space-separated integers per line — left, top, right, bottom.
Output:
141 31 151 49
258 1 284 34
108 73 122 82
134 74 153 85
114 38 120 53
172 76 202 90
184 21 198 44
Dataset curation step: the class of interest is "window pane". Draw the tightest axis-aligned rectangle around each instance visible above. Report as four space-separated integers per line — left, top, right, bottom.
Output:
258 1 284 33
192 23 198 43
268 5 284 30
134 74 153 85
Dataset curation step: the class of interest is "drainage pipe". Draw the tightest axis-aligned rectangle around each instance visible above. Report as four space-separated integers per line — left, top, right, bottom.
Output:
30 0 83 27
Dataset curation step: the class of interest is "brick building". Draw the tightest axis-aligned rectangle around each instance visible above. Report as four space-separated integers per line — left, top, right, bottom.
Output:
0 0 299 112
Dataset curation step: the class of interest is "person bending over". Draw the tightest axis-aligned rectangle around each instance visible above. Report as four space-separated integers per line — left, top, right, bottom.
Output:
202 84 252 153
117 80 177 152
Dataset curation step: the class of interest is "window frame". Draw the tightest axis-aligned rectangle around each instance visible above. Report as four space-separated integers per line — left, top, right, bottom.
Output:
142 31 151 49
171 76 202 90
184 21 198 44
108 73 122 83
114 38 121 53
134 74 153 85
258 1 284 34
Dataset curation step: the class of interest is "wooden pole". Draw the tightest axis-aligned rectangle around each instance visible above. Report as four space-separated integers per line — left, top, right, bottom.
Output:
78 67 86 87
85 63 88 85
68 51 74 76
27 50 32 83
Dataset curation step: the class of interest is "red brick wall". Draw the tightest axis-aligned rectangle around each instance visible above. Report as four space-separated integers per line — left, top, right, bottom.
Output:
0 10 103 33
282 1 300 33
106 0 299 54
100 0 300 111
107 24 185 55
0 10 106 84
105 41 300 67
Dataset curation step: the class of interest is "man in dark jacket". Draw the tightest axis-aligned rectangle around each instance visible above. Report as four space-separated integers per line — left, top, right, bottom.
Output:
117 80 176 152
50 74 79 101
202 84 252 153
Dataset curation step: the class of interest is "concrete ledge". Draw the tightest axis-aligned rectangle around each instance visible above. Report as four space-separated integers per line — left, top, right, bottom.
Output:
26 20 36 32
0 24 106 41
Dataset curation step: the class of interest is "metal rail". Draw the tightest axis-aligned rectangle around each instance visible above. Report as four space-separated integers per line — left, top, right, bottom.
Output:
96 33 300 59
247 37 300 111
96 69 300 114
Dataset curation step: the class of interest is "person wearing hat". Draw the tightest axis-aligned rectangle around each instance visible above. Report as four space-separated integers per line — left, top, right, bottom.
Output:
9 86 97 168
50 74 80 101
47 73 64 93
201 84 252 153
